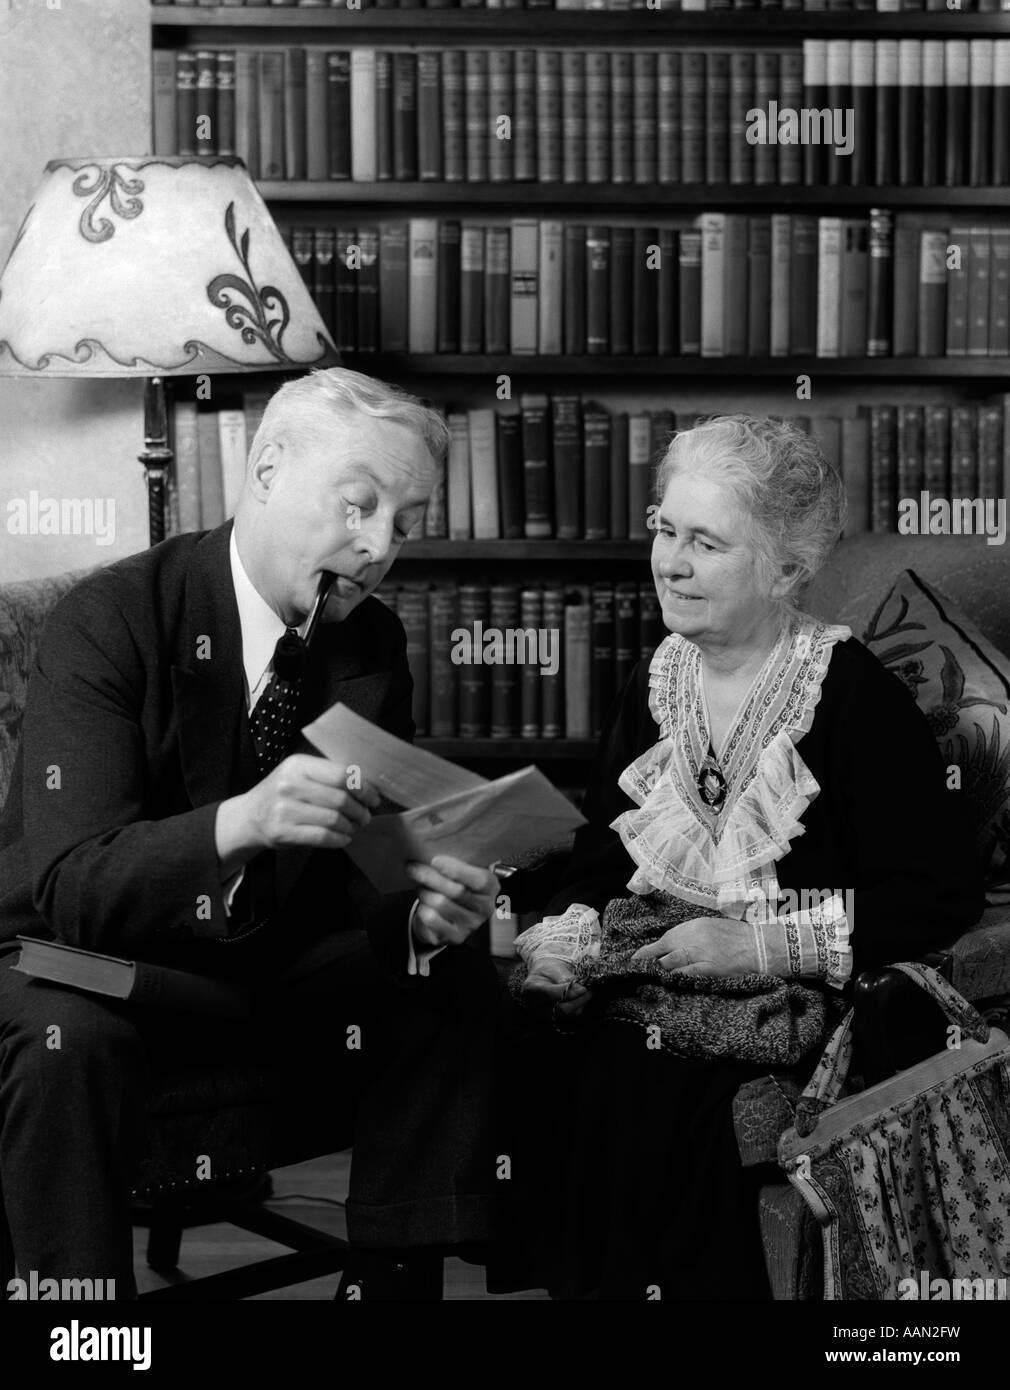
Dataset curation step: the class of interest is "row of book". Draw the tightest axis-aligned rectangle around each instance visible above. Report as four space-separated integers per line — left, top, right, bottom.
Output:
385 580 664 739
282 214 1010 359
416 398 1010 542
152 1 1010 11
161 393 1010 544
152 41 1010 187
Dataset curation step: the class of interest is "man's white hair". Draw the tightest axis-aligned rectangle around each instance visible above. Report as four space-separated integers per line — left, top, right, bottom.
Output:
249 367 450 467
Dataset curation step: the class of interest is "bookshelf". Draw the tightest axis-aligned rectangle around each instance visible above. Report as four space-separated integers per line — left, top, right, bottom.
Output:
150 2 1010 774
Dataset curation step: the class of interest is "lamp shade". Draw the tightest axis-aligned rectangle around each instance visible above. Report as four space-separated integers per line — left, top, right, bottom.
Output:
0 156 340 377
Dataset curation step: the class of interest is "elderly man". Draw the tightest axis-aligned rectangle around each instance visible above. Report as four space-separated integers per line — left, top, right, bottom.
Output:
0 368 502 1299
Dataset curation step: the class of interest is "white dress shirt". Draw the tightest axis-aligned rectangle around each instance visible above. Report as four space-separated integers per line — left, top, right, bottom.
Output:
225 531 437 975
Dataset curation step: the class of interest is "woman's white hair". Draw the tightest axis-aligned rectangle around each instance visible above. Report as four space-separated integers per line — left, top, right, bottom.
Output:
655 413 846 599
249 367 450 468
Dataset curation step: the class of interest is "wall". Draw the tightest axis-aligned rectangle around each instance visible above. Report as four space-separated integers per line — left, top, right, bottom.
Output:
0 0 150 581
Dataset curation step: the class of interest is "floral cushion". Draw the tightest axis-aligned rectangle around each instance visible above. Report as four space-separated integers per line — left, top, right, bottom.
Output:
863 569 1010 890
0 569 96 812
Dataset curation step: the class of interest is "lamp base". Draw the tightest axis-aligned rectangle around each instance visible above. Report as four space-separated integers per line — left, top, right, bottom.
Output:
140 375 172 547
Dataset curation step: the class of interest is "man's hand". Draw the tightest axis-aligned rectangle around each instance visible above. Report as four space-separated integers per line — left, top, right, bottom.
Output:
406 855 499 948
630 916 759 977
520 954 592 1021
215 755 380 873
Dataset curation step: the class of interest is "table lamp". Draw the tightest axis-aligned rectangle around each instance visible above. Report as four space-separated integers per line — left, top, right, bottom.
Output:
0 155 340 544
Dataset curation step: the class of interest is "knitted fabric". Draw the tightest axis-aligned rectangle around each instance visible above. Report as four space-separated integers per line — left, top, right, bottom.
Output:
511 892 837 1067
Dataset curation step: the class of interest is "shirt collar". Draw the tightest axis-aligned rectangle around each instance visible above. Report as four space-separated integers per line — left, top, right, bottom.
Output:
230 527 292 698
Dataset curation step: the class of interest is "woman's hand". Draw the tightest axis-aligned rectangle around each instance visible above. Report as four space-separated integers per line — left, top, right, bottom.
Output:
521 955 593 1022
630 917 760 977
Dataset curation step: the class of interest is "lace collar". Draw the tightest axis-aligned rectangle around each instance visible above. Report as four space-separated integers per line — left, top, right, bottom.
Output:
612 611 852 916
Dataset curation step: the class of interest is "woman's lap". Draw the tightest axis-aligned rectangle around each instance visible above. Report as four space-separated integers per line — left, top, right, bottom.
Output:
500 1015 774 1300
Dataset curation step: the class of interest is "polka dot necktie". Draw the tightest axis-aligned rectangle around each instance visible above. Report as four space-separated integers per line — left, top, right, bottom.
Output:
249 628 304 775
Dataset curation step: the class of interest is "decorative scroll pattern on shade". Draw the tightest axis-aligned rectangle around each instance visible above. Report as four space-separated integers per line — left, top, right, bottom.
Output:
0 156 339 378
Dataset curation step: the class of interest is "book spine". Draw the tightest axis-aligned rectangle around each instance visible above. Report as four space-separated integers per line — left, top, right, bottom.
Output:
458 583 490 738
586 225 611 354
356 225 379 353
429 587 459 738
945 225 971 356
195 49 217 157
627 412 653 539
917 228 947 355
950 406 977 496
417 50 443 181
678 228 702 355
536 51 563 183
923 405 951 497
874 40 899 187
305 49 328 180
841 414 871 535
790 216 818 356
729 51 755 186
723 215 748 357
995 41 1010 187
490 584 521 739
582 407 611 540
614 581 638 694
391 51 416 181
945 41 970 188
173 401 202 532
770 214 792 356
465 51 489 182
460 222 485 353
591 582 615 737
378 221 408 352
978 405 1003 501
538 220 563 355
611 405 627 536
866 208 895 358
314 227 338 343
891 218 919 358
196 408 225 529
609 224 633 355
152 50 177 157
990 228 1010 355
564 590 592 740
802 41 828 185
350 49 377 181
700 212 726 357
869 404 897 532
632 226 660 355
327 52 351 180
496 410 525 540
551 395 583 539
514 49 537 182
561 51 586 183
468 408 500 539
442 51 466 182
521 394 553 538
747 216 772 356
436 219 461 353
656 51 681 185
520 587 542 738
657 227 678 356
967 226 991 356
634 52 658 185
897 404 925 496
638 582 663 663
681 49 706 184
176 50 197 158
921 40 945 186
585 51 611 183
408 217 438 354
235 50 260 179
540 587 565 739
848 40 873 186
610 51 633 185
334 227 357 353
778 49 803 186
839 218 869 358
484 225 511 354
510 218 539 354
398 584 431 737
704 50 730 185
563 224 586 353
488 49 514 184
897 40 922 187
970 39 995 187
447 413 472 540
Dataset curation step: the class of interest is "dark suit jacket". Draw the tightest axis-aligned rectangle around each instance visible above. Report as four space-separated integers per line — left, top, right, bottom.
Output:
0 523 416 962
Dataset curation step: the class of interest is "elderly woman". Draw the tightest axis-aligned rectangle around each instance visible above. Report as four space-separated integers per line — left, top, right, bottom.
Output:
503 414 983 1300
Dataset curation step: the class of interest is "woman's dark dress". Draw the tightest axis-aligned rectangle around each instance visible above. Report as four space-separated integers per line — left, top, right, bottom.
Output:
501 635 985 1300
